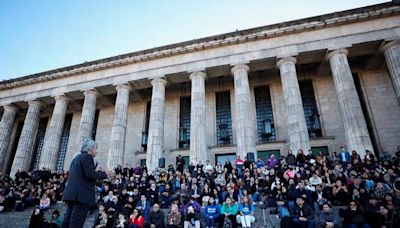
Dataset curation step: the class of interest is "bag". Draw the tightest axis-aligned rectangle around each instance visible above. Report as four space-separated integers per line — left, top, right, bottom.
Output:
279 206 290 218
223 216 233 228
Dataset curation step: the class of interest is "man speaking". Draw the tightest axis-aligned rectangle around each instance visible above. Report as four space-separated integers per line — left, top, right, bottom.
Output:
62 139 109 228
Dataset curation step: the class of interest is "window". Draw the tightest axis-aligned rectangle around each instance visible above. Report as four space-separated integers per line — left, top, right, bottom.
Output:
254 86 276 142
30 118 49 170
179 96 191 149
91 110 100 139
311 146 329 157
299 80 322 137
257 150 281 162
216 91 233 145
142 102 151 151
55 114 73 172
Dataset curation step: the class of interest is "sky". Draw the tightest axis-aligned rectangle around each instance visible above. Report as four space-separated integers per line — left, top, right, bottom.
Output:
0 0 389 80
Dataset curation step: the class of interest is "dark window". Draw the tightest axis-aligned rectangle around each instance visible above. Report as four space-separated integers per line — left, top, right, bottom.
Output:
141 102 151 151
30 118 49 170
91 110 100 139
55 114 73 172
140 159 146 167
257 150 281 161
299 80 322 137
5 121 24 174
179 96 191 149
311 146 329 157
254 86 276 142
216 91 233 145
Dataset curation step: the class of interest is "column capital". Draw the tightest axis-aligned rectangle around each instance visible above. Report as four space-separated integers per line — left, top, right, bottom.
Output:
276 56 297 68
3 104 18 112
115 84 132 92
27 100 45 109
231 64 250 75
325 48 349 60
150 77 168 86
189 71 207 80
83 89 101 98
54 94 71 103
381 40 400 52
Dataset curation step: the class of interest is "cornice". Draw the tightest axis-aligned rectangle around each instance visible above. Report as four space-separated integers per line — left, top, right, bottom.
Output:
0 2 399 91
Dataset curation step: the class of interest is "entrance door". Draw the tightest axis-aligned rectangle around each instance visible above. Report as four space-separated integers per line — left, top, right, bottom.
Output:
215 153 236 165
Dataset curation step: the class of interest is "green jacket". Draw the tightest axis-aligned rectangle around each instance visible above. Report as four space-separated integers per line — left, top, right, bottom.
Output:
221 202 238 215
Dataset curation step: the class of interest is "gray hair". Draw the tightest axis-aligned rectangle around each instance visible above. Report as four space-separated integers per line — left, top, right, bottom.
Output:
81 138 98 152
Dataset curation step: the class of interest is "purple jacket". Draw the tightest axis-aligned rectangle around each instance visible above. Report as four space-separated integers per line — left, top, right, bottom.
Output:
267 158 278 169
179 201 201 215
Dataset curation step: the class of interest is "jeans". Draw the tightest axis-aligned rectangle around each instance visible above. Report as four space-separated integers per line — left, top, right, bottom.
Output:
236 215 255 228
292 218 315 228
205 216 217 228
184 220 200 228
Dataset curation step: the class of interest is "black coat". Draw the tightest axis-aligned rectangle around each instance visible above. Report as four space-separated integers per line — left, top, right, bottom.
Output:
63 151 107 206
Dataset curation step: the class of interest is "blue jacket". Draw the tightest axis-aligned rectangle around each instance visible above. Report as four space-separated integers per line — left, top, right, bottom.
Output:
204 204 220 219
136 200 152 220
63 151 107 206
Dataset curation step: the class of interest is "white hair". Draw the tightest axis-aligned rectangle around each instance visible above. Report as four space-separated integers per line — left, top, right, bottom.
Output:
81 138 98 152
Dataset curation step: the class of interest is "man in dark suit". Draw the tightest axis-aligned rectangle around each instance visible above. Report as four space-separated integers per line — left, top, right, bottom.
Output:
62 139 109 228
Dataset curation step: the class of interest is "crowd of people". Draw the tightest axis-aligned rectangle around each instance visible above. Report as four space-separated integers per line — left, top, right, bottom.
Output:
1 146 400 228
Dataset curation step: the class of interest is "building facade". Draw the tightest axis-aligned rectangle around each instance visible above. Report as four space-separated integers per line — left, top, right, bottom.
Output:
0 2 400 174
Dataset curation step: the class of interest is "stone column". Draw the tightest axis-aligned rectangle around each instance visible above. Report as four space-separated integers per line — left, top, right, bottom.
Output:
10 101 43 177
231 64 257 158
0 105 18 170
382 40 400 105
277 57 311 154
107 84 131 169
75 90 99 152
327 49 373 156
189 72 207 164
39 95 70 171
146 78 167 172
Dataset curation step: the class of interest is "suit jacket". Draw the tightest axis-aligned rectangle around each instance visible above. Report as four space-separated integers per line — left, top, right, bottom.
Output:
136 200 151 220
63 151 107 206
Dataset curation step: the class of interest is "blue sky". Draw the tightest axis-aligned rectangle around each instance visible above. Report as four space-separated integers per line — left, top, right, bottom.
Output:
0 0 388 80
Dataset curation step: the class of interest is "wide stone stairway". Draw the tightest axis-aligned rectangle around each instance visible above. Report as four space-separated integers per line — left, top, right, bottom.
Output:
0 204 282 227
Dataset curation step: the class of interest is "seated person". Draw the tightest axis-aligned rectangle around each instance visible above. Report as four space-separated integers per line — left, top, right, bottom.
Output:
136 195 151 220
147 204 164 228
289 196 315 228
341 201 370 228
167 204 181 228
183 206 201 228
49 210 63 228
318 203 340 228
39 194 51 210
204 197 220 228
129 209 144 228
219 197 238 228
236 196 255 228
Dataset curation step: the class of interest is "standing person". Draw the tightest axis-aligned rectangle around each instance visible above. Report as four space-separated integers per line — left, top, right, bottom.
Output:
62 139 109 228
234 156 244 176
176 155 185 173
338 147 351 167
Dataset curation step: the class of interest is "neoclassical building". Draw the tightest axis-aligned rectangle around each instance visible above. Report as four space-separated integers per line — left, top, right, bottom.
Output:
0 1 400 175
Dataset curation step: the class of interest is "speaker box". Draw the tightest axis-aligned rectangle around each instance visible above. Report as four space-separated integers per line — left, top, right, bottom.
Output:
247 152 255 162
158 158 165 168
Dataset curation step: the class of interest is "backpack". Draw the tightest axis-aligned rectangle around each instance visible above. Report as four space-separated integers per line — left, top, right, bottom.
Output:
223 216 233 228
279 206 290 218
